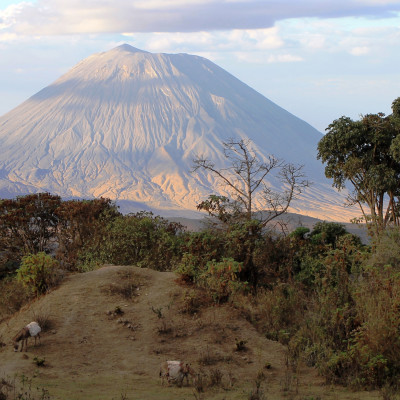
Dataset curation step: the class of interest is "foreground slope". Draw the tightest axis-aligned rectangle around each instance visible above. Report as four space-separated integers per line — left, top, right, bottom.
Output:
0 45 356 221
0 265 378 399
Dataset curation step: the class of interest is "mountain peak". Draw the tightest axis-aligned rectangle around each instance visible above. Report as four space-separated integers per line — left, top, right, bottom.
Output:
0 45 355 221
112 44 149 54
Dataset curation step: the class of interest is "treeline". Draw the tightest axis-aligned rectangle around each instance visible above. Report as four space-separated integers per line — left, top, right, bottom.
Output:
0 193 119 275
1 192 400 390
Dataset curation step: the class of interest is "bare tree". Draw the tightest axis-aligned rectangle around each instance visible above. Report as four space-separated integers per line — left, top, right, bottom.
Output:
192 138 309 228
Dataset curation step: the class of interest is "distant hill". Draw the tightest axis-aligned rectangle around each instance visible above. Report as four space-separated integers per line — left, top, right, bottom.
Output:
168 211 369 243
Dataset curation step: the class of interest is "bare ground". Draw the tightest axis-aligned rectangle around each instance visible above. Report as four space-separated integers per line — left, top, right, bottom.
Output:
0 265 380 399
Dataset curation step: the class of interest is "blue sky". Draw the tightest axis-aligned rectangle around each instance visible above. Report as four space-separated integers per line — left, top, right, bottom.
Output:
0 0 400 133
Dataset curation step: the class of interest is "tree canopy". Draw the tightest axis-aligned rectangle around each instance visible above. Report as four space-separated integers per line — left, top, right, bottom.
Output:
317 97 400 236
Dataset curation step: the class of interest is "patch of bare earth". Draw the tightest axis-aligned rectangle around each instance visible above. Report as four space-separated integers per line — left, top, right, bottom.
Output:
0 265 380 399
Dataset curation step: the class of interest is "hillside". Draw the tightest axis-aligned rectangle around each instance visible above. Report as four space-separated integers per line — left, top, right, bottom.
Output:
0 265 379 399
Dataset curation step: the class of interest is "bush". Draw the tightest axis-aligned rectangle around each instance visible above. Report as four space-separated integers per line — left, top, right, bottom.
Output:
348 265 400 387
369 227 400 269
55 197 120 270
176 230 225 281
310 221 348 248
79 212 184 271
197 258 247 303
241 283 307 343
16 252 61 295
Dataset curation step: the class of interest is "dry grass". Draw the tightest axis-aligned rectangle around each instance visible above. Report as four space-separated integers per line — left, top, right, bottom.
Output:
0 265 384 400
0 279 31 319
102 269 145 300
198 346 228 366
31 311 54 332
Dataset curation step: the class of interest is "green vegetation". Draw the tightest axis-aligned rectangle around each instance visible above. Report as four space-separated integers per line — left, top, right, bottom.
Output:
317 97 400 237
16 252 60 295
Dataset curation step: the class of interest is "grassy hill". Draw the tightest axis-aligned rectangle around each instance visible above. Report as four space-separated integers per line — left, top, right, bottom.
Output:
0 265 379 400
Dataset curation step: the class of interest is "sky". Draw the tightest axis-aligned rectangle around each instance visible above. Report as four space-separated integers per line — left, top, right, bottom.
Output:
0 0 400 133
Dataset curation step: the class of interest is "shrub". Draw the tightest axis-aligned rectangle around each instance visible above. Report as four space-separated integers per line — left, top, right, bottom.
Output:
179 289 211 315
33 356 46 367
197 258 247 303
175 230 225 281
32 311 53 332
80 212 184 271
369 227 400 269
346 265 400 387
16 252 60 295
239 283 307 343
175 253 203 282
289 227 310 240
235 338 248 351
55 197 120 270
0 375 51 400
209 368 223 387
76 250 103 272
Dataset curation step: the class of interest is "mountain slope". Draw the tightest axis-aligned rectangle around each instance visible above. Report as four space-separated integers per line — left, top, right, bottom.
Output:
0 44 355 221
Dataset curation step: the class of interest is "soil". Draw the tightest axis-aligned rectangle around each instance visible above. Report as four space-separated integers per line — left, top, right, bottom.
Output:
0 265 380 399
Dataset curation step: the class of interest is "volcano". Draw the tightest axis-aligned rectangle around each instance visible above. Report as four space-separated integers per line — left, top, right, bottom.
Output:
0 44 353 220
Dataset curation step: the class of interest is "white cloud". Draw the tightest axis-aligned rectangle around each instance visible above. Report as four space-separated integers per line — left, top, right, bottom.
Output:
349 46 370 55
355 0 400 4
267 54 304 63
1 0 400 36
229 28 284 50
132 0 215 10
0 32 18 42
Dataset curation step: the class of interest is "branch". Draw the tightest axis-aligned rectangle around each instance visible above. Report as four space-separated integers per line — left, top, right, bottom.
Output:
193 156 247 199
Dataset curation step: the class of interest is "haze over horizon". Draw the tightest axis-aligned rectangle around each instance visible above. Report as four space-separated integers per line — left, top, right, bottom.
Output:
1 0 400 133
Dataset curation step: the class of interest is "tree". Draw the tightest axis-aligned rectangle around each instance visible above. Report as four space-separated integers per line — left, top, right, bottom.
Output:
192 138 309 285
310 221 348 248
317 97 400 237
55 197 120 269
0 193 61 257
193 138 309 228
98 211 184 270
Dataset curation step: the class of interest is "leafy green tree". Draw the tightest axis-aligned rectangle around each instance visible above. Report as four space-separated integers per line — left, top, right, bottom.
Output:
289 226 310 241
310 221 348 248
317 97 400 236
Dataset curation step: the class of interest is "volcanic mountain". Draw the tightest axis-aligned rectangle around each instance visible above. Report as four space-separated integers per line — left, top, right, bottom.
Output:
0 44 353 221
